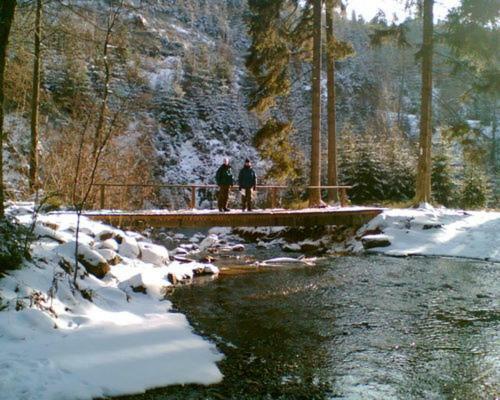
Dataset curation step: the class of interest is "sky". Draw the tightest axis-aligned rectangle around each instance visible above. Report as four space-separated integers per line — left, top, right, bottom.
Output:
346 0 462 22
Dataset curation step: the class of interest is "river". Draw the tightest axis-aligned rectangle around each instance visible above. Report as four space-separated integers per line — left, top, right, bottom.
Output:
117 255 499 399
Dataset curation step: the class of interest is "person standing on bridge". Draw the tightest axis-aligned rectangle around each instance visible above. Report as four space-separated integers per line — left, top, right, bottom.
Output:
216 157 234 212
238 158 257 211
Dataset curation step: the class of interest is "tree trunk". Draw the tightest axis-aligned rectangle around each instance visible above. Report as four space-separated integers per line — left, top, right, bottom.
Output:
325 0 338 203
0 0 17 218
92 18 113 157
415 0 434 204
29 0 42 192
309 0 322 207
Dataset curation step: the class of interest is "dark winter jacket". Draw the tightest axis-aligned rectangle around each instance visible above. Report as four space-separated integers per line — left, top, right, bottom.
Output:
216 164 234 186
238 166 257 189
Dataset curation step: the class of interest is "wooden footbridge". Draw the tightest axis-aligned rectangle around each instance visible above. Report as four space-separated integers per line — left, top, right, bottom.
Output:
83 183 382 229
84 207 383 229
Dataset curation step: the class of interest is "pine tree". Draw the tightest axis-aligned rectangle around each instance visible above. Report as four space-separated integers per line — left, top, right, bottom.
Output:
415 0 435 204
461 166 489 209
431 145 457 207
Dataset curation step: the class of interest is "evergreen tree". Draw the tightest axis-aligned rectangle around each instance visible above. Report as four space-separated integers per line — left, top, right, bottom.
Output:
431 144 457 207
461 165 489 208
415 0 435 204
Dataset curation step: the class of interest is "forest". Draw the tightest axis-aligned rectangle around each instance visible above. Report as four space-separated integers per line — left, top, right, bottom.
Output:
0 0 498 214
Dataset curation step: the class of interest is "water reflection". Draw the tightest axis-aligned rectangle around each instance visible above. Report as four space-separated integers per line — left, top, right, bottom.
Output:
115 256 499 400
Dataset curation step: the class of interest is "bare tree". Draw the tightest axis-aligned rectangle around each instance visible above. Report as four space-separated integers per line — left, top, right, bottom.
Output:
92 0 124 157
0 0 17 218
29 0 42 192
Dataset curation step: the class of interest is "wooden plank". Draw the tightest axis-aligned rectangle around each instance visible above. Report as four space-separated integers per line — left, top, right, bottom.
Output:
84 209 383 229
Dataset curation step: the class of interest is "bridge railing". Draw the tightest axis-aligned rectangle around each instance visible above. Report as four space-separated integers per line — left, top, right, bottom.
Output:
90 183 352 210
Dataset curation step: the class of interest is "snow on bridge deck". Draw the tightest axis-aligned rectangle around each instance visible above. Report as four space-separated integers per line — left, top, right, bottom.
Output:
83 207 384 229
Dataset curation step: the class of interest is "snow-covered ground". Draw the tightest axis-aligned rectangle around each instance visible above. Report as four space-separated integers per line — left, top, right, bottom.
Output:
0 204 222 400
352 204 500 262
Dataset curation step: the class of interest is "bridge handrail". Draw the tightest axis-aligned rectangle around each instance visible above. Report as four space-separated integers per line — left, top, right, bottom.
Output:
92 183 352 209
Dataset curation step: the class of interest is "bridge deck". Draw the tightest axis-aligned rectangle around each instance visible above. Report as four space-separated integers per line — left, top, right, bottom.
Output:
83 207 383 229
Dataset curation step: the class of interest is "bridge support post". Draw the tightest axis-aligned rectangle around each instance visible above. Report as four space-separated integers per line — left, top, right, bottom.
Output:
271 187 277 209
99 185 106 209
190 186 196 209
340 188 348 207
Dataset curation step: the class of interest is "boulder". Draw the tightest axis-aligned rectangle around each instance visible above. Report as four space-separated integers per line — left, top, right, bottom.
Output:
199 234 219 251
199 255 215 263
118 274 147 295
282 243 301 252
56 242 110 279
361 234 391 250
96 248 122 266
34 224 67 244
173 247 188 255
98 238 119 252
299 240 323 252
138 242 169 266
118 235 141 259
173 255 192 263
231 244 245 252
97 229 116 241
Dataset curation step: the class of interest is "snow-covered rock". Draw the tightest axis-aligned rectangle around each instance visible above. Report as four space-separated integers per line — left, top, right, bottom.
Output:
95 248 122 266
199 234 219 251
361 234 391 249
97 238 119 252
231 244 245 252
33 224 68 244
118 236 141 259
282 243 301 252
138 242 169 266
118 273 148 295
56 241 110 278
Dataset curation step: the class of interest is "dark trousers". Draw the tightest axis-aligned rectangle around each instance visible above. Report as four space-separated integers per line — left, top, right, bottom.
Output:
218 185 230 210
242 187 253 210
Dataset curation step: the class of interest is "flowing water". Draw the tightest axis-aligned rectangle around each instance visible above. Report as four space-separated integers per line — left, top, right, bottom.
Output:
119 255 499 400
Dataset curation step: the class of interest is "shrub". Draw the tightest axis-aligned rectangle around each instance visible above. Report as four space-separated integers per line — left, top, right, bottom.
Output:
0 219 31 274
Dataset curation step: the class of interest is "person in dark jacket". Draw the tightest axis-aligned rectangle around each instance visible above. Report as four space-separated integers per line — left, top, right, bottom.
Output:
238 158 257 211
215 157 233 211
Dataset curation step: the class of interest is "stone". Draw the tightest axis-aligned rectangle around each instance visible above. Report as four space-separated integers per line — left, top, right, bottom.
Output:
199 255 215 263
282 243 301 252
231 244 245 252
361 234 391 249
174 247 188 255
98 238 119 252
299 240 323 252
34 224 67 244
41 221 59 231
173 255 192 263
138 242 169 266
199 234 219 251
422 224 443 230
118 274 147 295
96 248 122 266
56 241 110 279
118 235 141 259
97 229 115 241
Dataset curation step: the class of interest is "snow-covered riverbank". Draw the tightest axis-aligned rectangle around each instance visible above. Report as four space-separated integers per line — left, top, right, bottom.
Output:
0 204 222 400
352 204 500 262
